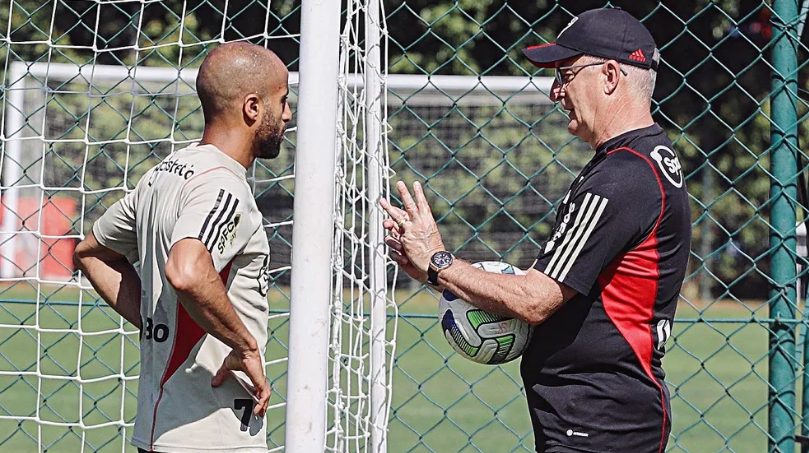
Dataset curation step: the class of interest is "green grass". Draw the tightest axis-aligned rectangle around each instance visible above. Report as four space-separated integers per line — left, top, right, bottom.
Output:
0 282 776 452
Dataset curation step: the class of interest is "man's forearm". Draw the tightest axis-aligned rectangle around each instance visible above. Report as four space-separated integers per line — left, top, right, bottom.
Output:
437 260 533 318
437 259 568 324
77 256 142 329
173 268 258 354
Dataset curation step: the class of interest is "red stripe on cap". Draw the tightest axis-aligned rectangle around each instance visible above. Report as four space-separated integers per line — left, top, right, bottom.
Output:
524 42 556 50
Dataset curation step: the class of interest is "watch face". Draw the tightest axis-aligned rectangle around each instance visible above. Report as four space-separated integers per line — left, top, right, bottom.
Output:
432 251 453 268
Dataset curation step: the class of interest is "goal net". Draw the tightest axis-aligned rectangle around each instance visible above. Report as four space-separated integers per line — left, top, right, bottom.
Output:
0 2 559 451
0 1 396 452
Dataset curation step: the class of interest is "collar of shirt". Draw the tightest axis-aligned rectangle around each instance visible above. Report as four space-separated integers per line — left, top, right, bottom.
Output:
193 143 249 177
595 123 664 155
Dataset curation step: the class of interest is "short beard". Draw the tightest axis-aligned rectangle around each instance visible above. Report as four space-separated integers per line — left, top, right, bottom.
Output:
255 106 285 159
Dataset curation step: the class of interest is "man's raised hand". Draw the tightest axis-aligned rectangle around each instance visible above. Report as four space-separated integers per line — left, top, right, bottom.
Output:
379 181 446 276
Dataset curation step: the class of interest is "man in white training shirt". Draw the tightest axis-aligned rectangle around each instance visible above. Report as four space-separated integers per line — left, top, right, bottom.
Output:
74 42 291 453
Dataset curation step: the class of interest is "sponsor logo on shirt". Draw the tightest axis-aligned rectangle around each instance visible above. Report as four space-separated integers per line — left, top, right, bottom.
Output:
217 214 241 254
148 158 196 185
656 319 672 350
650 145 683 188
545 198 576 253
544 192 609 282
544 190 574 253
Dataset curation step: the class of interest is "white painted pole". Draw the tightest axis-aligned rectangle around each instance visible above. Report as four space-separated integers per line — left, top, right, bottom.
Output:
798 0 809 38
364 0 389 451
1 62 27 278
284 0 341 451
11 62 553 105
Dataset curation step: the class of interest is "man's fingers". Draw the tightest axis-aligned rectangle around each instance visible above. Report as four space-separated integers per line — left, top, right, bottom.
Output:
412 181 432 214
211 363 229 387
384 235 403 249
379 198 407 218
390 249 407 263
254 382 271 416
396 181 419 219
382 219 402 236
380 198 409 227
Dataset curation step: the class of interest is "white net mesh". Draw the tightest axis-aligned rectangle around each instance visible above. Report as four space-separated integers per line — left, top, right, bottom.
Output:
0 1 394 452
327 0 397 451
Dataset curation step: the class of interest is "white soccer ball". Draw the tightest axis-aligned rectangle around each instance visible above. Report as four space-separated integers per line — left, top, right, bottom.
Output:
439 261 533 364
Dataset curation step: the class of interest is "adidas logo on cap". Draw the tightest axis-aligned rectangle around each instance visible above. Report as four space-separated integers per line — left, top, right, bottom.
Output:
628 49 646 63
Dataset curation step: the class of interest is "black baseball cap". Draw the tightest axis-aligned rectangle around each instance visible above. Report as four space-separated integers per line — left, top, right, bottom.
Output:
523 8 659 70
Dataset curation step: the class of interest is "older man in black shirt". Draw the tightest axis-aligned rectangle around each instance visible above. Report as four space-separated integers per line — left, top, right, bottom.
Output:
381 8 691 452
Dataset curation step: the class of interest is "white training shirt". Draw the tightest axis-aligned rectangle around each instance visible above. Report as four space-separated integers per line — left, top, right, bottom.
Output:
93 144 271 453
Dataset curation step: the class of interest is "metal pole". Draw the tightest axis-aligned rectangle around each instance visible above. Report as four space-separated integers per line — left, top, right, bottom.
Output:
284 0 341 451
796 0 809 449
1 62 27 278
364 0 388 451
768 1 800 451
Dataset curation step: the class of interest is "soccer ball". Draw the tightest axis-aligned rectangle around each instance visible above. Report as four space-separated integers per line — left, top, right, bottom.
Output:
439 261 533 364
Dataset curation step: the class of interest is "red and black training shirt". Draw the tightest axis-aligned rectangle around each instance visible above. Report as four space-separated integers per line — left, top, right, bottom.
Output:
523 123 691 452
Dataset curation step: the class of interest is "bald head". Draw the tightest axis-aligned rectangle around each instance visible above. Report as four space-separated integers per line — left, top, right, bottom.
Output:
196 42 287 121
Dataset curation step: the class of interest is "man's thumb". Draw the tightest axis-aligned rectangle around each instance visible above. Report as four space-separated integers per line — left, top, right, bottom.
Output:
211 363 230 387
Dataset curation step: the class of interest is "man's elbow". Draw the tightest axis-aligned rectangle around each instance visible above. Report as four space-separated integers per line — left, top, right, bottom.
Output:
515 294 559 325
73 238 91 271
520 306 551 326
515 272 572 325
165 253 204 293
165 259 192 293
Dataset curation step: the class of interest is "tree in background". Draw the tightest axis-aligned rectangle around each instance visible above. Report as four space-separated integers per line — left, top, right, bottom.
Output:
2 0 807 299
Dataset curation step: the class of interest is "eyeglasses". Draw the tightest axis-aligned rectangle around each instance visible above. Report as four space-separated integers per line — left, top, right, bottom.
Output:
554 61 628 86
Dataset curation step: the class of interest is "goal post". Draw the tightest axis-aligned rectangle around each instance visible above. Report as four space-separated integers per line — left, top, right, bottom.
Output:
364 0 391 450
284 0 341 451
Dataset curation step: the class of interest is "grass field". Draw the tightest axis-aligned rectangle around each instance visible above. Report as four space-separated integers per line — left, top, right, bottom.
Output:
0 282 773 452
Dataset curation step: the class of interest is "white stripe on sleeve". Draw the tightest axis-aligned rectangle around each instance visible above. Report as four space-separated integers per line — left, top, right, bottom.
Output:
544 193 609 281
544 192 594 275
557 196 608 281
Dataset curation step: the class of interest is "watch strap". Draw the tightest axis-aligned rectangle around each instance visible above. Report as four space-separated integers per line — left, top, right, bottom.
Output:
427 266 440 286
427 251 453 286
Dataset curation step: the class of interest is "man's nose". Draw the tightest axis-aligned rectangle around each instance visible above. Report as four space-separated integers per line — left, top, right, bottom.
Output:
283 103 292 122
549 80 564 103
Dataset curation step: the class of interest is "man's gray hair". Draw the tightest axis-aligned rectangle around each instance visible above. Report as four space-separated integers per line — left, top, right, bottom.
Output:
583 53 657 104
621 48 658 104
623 63 657 103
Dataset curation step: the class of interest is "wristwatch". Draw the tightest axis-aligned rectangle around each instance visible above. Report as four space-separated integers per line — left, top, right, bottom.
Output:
427 251 454 286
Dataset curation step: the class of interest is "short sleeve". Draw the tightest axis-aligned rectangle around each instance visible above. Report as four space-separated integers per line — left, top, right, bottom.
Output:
534 151 662 295
93 185 140 263
170 170 256 272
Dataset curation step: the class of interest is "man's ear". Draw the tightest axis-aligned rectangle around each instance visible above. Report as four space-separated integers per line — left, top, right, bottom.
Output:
243 94 260 124
603 60 621 95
